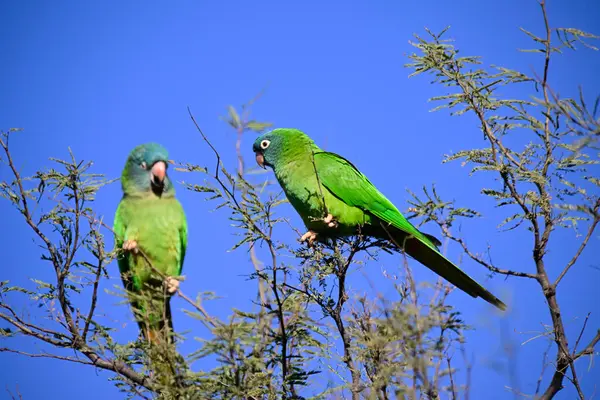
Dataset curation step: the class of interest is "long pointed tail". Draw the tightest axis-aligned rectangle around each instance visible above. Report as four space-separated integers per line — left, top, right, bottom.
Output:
403 236 507 311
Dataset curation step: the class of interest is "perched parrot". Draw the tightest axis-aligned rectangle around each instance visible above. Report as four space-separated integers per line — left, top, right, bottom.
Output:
252 128 506 310
114 143 188 343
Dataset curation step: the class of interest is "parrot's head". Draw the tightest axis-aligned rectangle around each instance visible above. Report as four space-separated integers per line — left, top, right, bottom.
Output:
253 128 315 170
121 143 174 197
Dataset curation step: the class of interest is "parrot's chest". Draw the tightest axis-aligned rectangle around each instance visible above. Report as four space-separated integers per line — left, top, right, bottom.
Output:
274 163 367 236
126 199 183 276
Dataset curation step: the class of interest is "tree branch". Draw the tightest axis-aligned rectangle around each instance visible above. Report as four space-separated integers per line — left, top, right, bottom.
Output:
554 199 600 286
439 224 538 279
0 347 95 365
573 329 600 361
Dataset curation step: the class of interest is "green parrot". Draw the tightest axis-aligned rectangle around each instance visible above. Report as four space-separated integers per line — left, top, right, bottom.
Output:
252 128 506 310
114 143 188 343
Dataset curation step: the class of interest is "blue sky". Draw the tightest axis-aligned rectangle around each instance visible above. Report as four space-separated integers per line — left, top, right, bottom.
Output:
1 0 599 398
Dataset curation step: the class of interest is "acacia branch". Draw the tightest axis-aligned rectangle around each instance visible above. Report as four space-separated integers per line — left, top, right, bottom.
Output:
0 132 153 392
0 313 70 347
331 241 361 400
0 347 95 365
264 209 293 396
233 107 269 312
418 209 538 279
94 217 217 329
187 109 296 396
409 4 599 398
535 3 588 398
0 304 70 341
2 310 149 389
82 225 105 341
0 135 58 264
554 199 600 286
1 134 82 340
444 226 537 279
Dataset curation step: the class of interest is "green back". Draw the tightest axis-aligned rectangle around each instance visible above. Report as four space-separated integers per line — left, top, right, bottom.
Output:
313 151 439 249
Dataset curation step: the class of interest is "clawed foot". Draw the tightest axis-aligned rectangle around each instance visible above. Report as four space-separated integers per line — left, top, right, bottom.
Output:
300 230 318 247
323 213 338 228
123 240 138 254
165 276 180 294
300 214 338 247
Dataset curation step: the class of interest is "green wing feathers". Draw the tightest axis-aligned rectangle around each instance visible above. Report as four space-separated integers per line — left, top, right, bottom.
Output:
314 152 434 245
314 151 506 311
179 215 188 276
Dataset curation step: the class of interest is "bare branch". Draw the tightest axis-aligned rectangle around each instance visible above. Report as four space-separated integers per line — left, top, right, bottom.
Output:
554 199 600 286
438 222 538 279
0 347 95 365
574 329 600 361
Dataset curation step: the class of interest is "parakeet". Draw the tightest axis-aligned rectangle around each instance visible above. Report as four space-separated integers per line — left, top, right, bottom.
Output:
114 143 188 343
252 128 506 310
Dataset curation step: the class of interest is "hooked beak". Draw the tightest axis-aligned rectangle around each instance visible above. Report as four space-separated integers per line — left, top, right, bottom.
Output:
255 152 266 169
151 161 167 187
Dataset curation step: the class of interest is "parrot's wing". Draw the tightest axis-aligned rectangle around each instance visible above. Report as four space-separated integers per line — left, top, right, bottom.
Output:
113 201 129 275
313 151 435 248
314 151 507 310
179 209 188 275
113 201 126 248
113 201 136 293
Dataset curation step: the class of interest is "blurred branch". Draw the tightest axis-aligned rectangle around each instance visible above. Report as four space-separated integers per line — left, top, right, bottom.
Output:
6 384 23 400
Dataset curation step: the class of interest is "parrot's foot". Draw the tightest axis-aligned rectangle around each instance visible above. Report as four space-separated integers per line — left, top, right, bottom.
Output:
122 240 138 254
323 213 338 228
165 276 180 294
300 230 318 246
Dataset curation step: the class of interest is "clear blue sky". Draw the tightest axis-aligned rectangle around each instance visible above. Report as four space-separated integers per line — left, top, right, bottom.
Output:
1 0 599 398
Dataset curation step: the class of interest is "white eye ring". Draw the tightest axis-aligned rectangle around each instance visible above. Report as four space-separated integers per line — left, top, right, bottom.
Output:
140 162 147 169
260 140 271 149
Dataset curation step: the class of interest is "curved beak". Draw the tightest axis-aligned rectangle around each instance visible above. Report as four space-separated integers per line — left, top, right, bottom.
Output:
151 161 167 186
255 152 266 169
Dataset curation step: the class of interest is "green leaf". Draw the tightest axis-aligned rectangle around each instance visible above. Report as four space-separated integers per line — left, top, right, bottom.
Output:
584 176 600 186
246 120 273 132
227 105 241 129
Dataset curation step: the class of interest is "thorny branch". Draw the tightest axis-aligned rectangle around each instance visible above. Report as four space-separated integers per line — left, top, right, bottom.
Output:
0 130 151 390
2 111 471 398
95 218 217 328
187 107 295 397
406 1 599 398
554 199 600 286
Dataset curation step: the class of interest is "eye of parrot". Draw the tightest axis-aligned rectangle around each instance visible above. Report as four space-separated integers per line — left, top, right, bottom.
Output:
260 140 271 149
140 161 147 169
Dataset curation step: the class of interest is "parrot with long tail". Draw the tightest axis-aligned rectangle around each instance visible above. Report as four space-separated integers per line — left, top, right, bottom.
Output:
252 128 505 310
114 143 188 343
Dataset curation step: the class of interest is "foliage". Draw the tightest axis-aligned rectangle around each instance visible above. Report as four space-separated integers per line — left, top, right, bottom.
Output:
404 1 599 399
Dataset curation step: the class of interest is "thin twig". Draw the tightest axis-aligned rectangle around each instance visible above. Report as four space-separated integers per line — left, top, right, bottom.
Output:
555 201 600 286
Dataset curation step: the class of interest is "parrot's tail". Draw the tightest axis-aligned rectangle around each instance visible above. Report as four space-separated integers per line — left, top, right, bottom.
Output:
139 299 183 388
392 231 507 311
136 296 175 345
